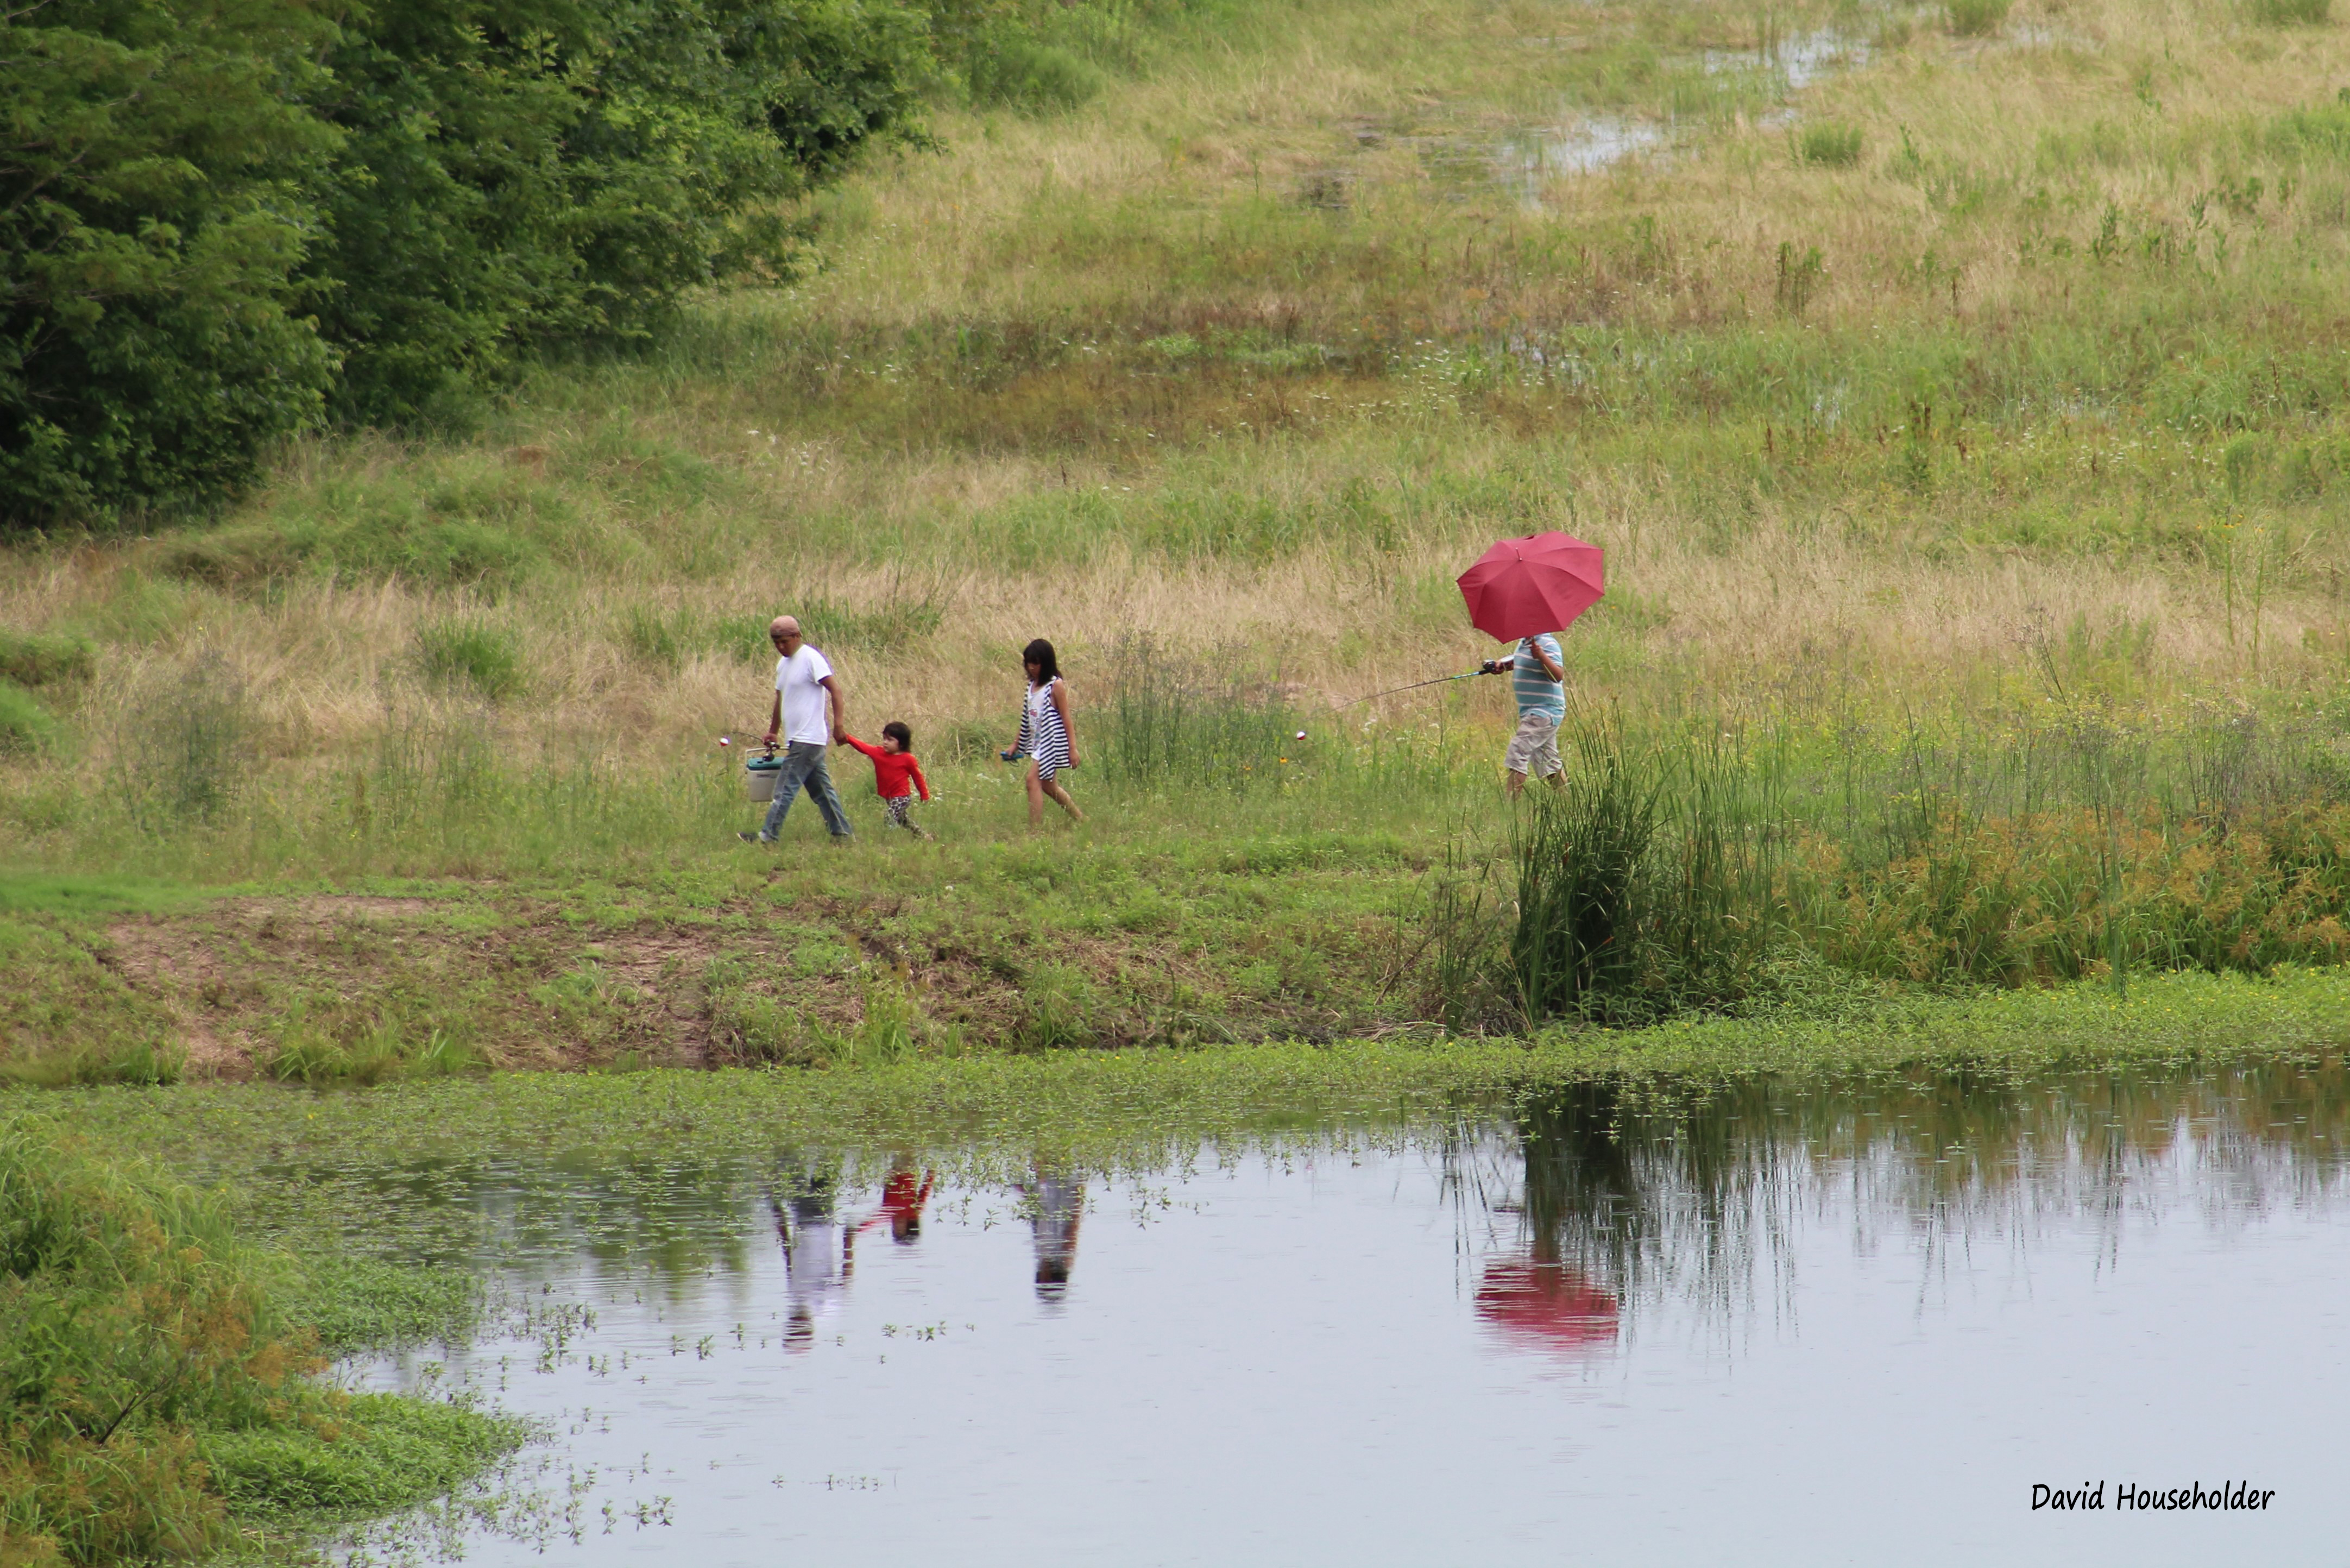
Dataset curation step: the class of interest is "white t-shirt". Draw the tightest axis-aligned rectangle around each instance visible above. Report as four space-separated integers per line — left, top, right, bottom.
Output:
774 645 835 744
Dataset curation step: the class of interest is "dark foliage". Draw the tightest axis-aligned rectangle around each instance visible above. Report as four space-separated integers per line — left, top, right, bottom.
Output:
0 0 343 520
1 0 933 521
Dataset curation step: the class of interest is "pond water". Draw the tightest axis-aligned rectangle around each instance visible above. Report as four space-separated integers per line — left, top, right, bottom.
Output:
345 1066 2350 1566
1384 26 1874 205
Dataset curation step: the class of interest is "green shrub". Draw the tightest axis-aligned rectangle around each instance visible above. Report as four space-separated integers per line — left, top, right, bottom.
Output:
133 653 251 825
0 1135 521 1559
2270 97 2350 158
0 630 94 688
968 28 1106 111
1508 720 1780 1026
621 605 691 669
0 1135 311 1561
1798 122 1866 167
1945 0 2011 33
849 972 919 1066
0 0 340 522
0 680 55 755
798 594 948 653
2 0 934 521
702 957 837 1066
1016 962 1100 1049
2249 0 2328 22
414 619 525 701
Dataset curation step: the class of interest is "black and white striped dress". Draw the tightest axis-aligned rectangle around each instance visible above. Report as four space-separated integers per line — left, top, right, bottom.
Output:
1016 677 1072 780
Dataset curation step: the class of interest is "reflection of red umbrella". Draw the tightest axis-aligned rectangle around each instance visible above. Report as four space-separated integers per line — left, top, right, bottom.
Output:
1475 1258 1620 1352
1456 533 1605 643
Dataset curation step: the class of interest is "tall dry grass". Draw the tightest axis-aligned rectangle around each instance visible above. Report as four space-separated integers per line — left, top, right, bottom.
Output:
4 0 2350 834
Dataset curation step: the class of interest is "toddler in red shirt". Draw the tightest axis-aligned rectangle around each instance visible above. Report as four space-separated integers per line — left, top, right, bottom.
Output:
840 721 931 837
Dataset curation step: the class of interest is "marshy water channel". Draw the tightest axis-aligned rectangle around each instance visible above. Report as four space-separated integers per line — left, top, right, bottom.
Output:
343 1063 2347 1565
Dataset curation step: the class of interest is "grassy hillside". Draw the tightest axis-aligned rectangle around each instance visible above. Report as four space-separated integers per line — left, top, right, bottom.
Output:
9 0 2350 1076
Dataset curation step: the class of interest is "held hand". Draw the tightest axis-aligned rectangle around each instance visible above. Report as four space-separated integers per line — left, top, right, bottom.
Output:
762 729 778 747
1478 660 1497 675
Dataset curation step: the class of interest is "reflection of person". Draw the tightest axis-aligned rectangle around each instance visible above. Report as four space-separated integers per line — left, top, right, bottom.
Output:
1473 1080 1626 1356
858 1163 935 1244
1025 1172 1082 1301
1479 631 1566 797
771 1164 852 1352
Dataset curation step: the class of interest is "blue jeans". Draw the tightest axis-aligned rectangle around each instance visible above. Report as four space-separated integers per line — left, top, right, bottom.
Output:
760 741 853 840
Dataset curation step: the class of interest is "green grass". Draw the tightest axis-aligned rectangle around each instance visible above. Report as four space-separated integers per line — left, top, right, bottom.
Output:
1796 121 1864 167
0 630 92 689
1944 0 2011 35
2250 0 2329 24
414 618 526 701
0 680 52 755
6 679 2350 1080
0 873 200 916
0 1132 520 1566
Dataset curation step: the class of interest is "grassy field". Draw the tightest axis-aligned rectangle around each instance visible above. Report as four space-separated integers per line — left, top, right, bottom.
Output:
15 2 2350 1556
10 0 2350 1080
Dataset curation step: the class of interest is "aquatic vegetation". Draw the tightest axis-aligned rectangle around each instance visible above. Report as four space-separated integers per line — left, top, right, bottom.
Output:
0 1132 518 1565
21 966 2346 1240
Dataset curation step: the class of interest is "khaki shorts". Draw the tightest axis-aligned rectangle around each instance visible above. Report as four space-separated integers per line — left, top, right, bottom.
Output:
1504 710 1563 777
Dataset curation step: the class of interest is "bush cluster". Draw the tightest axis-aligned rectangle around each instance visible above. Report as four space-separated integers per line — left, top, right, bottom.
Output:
0 1132 516 1563
0 0 933 523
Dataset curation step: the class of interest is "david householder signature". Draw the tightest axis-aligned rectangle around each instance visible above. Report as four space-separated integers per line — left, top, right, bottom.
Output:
2032 1481 2276 1513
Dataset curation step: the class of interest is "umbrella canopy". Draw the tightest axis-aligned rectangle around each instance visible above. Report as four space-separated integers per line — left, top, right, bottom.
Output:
1456 532 1605 643
1474 1257 1620 1353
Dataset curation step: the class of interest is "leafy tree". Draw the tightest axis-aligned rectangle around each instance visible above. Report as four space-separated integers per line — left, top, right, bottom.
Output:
310 0 935 424
0 0 343 520
3 0 933 518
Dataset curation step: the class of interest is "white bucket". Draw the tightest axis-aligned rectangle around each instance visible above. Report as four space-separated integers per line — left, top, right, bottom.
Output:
745 757 784 803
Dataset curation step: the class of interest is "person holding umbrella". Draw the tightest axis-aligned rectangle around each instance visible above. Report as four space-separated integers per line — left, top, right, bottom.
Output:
1481 632 1567 796
1457 532 1604 798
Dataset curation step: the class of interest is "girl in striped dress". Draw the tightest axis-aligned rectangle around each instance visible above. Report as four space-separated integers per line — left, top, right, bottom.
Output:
1001 638 1085 826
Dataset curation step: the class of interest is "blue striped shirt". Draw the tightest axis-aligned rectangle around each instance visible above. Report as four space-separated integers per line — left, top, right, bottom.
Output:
1511 634 1565 717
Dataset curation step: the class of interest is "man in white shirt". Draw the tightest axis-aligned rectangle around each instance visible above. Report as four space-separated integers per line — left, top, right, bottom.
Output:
741 614 853 842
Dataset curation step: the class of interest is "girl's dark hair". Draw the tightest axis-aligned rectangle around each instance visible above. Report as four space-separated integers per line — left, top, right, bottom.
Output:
1022 639 1060 684
882 720 912 749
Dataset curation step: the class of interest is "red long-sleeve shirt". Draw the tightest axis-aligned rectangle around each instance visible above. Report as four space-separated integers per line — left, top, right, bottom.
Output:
840 734 930 801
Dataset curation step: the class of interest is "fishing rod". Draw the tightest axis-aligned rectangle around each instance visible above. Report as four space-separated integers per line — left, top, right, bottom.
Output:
1340 670 1491 707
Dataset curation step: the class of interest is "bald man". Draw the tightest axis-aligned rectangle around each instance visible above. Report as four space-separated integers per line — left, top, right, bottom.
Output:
740 615 853 842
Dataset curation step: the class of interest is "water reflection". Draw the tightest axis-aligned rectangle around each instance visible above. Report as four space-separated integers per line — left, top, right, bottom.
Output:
1467 1062 2350 1338
863 1160 935 1244
768 1154 848 1350
339 1060 2350 1564
1024 1169 1083 1303
1472 1259 1618 1354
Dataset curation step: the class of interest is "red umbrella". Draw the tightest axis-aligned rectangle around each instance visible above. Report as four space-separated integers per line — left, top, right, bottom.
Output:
1456 532 1605 643
1475 1257 1620 1354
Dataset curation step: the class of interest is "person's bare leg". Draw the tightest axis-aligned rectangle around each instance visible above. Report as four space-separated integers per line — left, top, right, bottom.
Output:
1026 763 1047 827
1545 770 1566 792
1507 769 1528 798
1042 778 1084 822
